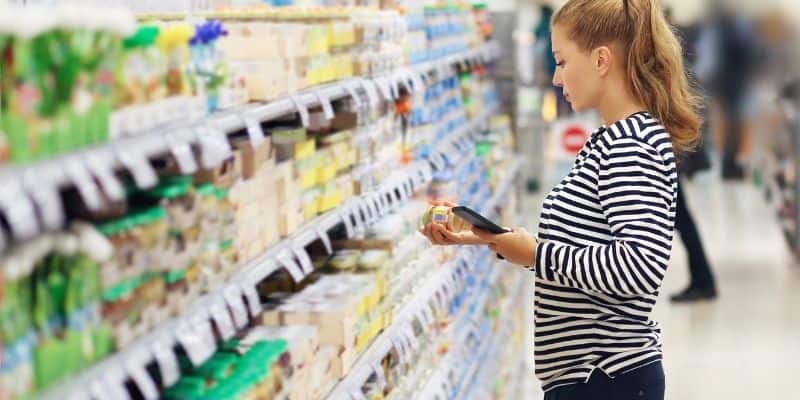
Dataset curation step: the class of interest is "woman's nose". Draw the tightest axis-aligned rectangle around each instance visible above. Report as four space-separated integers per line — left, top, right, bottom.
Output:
552 72 562 88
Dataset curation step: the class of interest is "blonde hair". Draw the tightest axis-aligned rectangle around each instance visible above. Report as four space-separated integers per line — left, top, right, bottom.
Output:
553 0 701 153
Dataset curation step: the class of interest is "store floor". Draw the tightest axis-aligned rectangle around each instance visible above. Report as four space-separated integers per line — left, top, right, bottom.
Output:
521 173 800 399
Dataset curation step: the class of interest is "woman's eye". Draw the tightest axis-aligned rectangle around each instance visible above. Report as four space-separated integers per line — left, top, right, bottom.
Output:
556 61 564 67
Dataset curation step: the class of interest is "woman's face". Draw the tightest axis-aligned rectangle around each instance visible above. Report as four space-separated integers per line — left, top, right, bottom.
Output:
551 24 603 112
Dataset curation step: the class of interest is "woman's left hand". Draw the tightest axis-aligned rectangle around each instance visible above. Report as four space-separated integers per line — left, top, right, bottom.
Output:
472 227 538 267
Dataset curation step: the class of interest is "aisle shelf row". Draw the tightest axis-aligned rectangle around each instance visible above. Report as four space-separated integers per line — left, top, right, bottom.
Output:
37 84 503 400
0 41 501 252
418 272 523 400
326 158 522 399
392 248 497 400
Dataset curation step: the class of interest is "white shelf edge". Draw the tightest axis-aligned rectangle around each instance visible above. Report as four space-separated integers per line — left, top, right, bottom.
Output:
0 41 500 254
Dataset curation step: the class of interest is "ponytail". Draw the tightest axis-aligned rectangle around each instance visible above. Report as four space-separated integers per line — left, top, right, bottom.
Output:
553 0 702 153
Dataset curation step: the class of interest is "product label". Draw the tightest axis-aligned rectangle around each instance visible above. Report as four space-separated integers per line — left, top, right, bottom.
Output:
0 179 38 240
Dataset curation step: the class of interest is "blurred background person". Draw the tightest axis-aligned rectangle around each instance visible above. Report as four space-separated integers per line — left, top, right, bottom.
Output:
663 6 718 302
693 0 758 180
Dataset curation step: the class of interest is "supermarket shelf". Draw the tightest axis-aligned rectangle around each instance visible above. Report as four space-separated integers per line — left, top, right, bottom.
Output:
37 160 432 400
325 250 480 400
0 41 501 253
326 161 517 400
37 86 503 400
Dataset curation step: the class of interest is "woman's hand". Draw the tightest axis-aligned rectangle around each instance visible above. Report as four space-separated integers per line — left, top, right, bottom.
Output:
418 200 488 246
419 223 489 246
472 227 538 267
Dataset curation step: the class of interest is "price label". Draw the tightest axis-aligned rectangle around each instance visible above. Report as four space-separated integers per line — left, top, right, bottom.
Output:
336 207 355 238
65 159 103 212
314 227 333 254
116 146 158 189
86 152 125 201
151 333 180 386
390 332 407 364
22 172 63 231
223 284 249 329
196 125 232 169
290 95 311 127
372 362 387 389
208 296 236 340
0 179 39 240
100 364 131 400
290 244 314 276
174 319 210 366
165 129 198 175
278 253 305 283
123 352 159 400
344 83 363 110
348 388 367 400
242 114 266 147
359 78 380 108
351 201 366 232
189 312 216 363
373 77 393 101
240 281 262 317
312 91 335 120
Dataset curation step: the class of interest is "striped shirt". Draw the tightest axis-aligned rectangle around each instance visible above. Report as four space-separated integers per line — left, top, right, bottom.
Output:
531 112 677 392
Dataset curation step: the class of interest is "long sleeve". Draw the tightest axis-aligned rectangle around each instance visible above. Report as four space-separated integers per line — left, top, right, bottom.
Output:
534 135 676 297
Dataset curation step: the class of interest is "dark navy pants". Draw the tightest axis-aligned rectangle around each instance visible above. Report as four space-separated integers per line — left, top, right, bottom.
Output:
543 362 665 400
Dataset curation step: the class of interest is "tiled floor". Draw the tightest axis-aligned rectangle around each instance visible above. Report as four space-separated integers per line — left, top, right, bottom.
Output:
521 172 800 399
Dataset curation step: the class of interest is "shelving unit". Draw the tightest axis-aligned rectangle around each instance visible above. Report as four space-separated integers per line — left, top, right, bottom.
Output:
0 3 531 400
27 61 517 400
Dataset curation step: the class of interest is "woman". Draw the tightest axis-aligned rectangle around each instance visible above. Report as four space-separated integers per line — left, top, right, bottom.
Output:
420 0 701 399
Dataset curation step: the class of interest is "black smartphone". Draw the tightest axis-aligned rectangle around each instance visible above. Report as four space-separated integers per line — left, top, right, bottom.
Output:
452 206 511 234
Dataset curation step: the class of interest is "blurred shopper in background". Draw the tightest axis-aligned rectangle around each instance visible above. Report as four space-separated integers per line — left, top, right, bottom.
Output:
693 0 757 180
665 7 718 302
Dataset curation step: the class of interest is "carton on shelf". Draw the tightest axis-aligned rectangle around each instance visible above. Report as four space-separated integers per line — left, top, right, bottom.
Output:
233 135 274 179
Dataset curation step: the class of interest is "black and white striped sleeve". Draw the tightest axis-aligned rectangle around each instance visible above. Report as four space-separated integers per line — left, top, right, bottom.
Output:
534 136 675 297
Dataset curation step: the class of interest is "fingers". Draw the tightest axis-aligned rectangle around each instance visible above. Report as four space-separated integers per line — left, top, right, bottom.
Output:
420 223 452 245
433 224 461 243
430 200 458 207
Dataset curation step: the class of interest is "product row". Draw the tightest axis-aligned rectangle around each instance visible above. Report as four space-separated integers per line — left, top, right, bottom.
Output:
0 3 493 165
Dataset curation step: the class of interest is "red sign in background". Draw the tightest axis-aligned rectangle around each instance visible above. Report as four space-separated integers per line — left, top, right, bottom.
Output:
561 124 588 154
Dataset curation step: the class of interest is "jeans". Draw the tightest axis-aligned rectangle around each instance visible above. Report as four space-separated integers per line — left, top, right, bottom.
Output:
543 362 665 400
675 179 716 290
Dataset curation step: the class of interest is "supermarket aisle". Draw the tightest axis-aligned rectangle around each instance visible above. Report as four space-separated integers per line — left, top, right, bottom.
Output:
523 174 800 399
653 176 800 400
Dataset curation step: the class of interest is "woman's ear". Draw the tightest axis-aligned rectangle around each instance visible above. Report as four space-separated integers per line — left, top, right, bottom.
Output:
593 46 613 76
